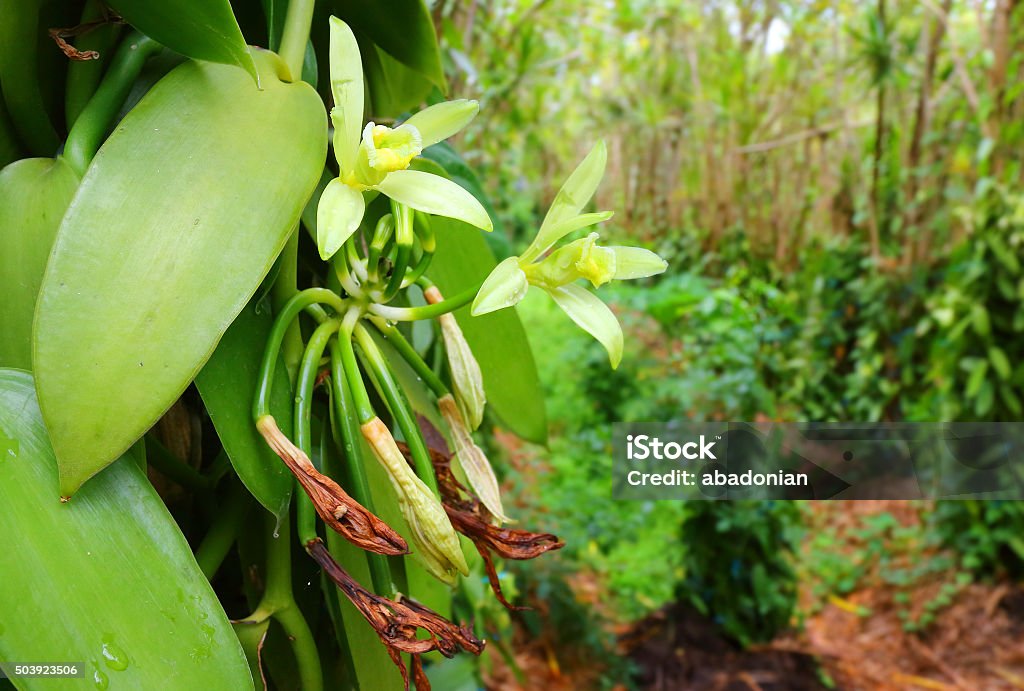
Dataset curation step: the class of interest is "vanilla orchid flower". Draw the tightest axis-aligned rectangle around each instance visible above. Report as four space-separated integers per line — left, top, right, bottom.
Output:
471 141 667 368
317 17 493 260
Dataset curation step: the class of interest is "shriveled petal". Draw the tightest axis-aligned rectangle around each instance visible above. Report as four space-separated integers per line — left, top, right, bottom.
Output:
403 100 480 148
471 256 528 316
376 170 492 231
439 395 508 523
328 17 364 174
548 283 624 369
610 246 668 280
316 178 365 259
526 141 607 259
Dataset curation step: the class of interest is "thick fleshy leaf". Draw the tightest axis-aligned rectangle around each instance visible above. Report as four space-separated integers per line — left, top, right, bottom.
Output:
317 178 365 259
548 283 624 369
0 369 253 688
471 256 529 316
428 218 547 444
329 16 363 174
404 100 479 148
360 38 435 119
610 246 669 280
0 157 79 370
33 51 327 496
376 169 492 231
526 210 614 262
106 0 258 82
525 141 608 261
195 301 293 520
0 0 59 155
331 0 445 88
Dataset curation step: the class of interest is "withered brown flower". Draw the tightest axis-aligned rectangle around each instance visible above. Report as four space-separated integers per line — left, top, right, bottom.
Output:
306 538 484 690
399 435 565 610
256 415 408 555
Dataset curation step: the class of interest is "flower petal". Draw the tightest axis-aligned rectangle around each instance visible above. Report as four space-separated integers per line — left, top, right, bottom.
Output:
471 256 528 316
329 16 364 174
610 246 668 280
525 141 607 259
376 169 492 231
548 283 623 369
522 211 614 263
316 179 365 260
403 100 480 148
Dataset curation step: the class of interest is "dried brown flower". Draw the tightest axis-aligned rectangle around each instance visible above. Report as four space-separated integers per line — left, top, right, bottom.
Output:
398 437 565 610
306 538 484 690
256 415 407 555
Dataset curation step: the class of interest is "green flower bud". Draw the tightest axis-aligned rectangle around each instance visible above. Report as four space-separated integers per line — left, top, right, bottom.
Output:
361 418 469 584
425 286 486 430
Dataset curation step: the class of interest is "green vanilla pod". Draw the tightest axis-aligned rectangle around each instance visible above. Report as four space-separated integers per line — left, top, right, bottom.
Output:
33 50 327 496
0 157 80 370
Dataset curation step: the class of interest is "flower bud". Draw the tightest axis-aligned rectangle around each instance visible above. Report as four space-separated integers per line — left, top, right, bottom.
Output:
425 286 486 430
438 395 509 524
360 417 469 584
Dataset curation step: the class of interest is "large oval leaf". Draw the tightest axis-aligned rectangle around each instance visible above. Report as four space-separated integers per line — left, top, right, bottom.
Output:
0 157 79 370
195 300 294 520
427 217 548 445
332 0 445 89
34 50 327 496
0 369 253 689
106 0 258 82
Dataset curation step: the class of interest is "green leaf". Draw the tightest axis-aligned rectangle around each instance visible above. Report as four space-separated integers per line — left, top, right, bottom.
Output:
427 218 547 444
33 51 327 496
0 0 59 155
0 157 79 370
195 301 293 520
106 0 258 83
988 346 1012 380
360 38 435 118
377 169 492 231
0 369 253 689
332 0 445 88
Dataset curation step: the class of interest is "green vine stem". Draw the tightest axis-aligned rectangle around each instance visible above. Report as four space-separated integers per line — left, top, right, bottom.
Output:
243 512 323 691
368 283 481 321
194 480 251 580
293 317 342 547
336 312 377 424
352 323 440 497
278 0 316 82
64 31 161 176
327 343 396 596
369 317 448 399
254 288 347 421
65 0 123 129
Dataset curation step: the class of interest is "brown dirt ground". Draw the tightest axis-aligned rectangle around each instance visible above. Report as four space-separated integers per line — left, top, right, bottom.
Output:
483 500 1024 690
